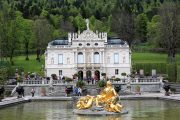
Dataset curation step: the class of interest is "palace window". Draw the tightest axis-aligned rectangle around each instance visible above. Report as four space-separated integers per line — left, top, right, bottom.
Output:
59 70 62 75
87 43 90 46
79 43 82 46
94 52 100 63
115 69 119 75
114 53 119 64
78 52 84 63
58 54 63 64
95 43 98 46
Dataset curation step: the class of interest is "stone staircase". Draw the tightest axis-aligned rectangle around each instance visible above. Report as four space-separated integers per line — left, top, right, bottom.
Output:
47 90 66 96
169 83 180 94
47 86 67 96
0 85 16 92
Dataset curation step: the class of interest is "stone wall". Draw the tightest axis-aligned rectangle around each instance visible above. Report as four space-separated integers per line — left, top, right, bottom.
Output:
19 83 161 97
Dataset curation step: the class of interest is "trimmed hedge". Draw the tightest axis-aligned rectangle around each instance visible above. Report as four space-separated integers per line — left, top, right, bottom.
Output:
76 80 85 88
133 63 167 75
177 66 180 82
97 80 106 87
166 63 177 82
0 61 10 68
8 66 24 77
0 67 8 84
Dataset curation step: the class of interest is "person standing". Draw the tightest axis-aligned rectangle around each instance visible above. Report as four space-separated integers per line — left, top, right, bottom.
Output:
77 87 82 96
31 88 35 97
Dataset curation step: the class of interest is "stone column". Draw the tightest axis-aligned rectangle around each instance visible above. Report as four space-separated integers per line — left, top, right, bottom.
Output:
76 52 78 64
91 50 94 63
83 70 86 80
99 51 102 64
74 52 76 64
91 69 94 84
91 50 94 70
84 50 86 69
102 51 104 64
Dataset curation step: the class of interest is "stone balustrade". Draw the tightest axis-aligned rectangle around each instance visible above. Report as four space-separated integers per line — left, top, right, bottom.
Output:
19 77 161 85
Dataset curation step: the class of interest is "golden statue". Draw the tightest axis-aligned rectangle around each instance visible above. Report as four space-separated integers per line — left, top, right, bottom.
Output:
76 81 123 112
76 95 94 109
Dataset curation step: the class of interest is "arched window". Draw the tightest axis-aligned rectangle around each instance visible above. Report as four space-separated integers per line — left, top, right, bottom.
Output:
94 52 100 63
78 52 84 63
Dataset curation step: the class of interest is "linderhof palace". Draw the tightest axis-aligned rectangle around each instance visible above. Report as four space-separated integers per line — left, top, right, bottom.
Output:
45 19 131 80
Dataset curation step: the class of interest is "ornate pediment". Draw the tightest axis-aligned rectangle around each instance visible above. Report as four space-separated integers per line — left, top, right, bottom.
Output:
68 19 107 42
77 30 99 40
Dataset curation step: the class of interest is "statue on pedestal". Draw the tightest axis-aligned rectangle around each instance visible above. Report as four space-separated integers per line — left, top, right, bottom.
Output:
76 81 123 113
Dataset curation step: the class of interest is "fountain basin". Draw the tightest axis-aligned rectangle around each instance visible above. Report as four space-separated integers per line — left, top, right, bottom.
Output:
73 109 128 116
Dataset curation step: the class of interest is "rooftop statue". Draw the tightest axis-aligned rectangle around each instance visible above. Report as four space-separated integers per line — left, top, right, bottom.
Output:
76 81 123 113
85 19 90 30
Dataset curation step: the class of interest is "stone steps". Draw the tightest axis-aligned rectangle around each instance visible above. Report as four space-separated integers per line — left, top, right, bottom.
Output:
169 83 180 94
0 85 16 92
47 90 66 97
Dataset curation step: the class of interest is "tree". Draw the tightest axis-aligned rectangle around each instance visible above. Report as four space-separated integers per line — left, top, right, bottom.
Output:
0 67 8 85
34 18 53 62
0 1 10 61
147 15 161 46
135 13 148 42
158 2 180 63
21 19 34 60
111 8 135 49
7 19 20 65
73 15 86 31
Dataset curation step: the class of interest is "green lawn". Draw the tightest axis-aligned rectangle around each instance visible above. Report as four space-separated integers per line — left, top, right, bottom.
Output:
12 53 180 73
13 55 44 73
132 53 180 64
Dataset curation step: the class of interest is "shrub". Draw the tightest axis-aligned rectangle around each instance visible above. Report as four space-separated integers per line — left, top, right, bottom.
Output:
163 77 169 80
177 66 180 82
97 80 106 88
0 67 8 85
51 74 57 80
30 74 35 78
170 88 176 93
7 66 24 77
65 77 73 82
145 72 150 76
5 91 11 97
166 63 177 82
76 80 85 88
114 78 120 81
121 72 126 76
101 73 106 76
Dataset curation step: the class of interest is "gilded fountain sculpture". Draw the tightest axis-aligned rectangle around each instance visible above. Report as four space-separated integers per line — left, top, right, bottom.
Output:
74 81 126 115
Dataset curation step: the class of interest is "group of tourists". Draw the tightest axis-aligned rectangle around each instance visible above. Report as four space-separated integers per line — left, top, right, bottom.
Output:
65 86 82 96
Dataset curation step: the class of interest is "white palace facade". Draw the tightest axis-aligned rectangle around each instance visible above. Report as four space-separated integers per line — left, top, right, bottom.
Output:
45 20 131 80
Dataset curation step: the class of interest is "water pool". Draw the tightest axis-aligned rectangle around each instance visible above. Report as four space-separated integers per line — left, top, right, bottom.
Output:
0 100 180 120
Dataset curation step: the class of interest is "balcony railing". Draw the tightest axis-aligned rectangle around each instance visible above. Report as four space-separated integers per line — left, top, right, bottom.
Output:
77 63 101 68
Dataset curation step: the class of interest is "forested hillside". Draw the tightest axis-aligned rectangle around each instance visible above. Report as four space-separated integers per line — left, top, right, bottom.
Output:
0 0 179 64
